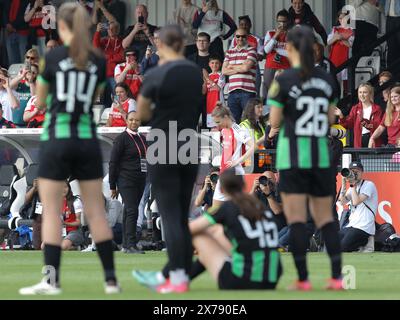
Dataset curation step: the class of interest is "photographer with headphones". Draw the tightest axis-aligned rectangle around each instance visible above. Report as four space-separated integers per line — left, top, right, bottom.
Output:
339 161 378 252
194 168 220 213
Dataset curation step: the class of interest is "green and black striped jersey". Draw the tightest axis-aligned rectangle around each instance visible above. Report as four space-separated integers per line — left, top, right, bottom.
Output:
38 46 106 141
267 67 338 170
205 201 281 284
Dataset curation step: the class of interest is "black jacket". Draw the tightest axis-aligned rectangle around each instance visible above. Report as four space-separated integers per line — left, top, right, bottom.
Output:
109 130 146 190
288 2 328 44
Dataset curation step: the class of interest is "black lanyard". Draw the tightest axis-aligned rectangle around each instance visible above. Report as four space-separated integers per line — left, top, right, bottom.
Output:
126 131 147 158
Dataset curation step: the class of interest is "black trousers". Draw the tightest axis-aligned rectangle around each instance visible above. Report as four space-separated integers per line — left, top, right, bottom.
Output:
339 227 370 252
209 37 225 60
353 21 378 59
386 16 400 68
118 176 146 248
148 163 198 273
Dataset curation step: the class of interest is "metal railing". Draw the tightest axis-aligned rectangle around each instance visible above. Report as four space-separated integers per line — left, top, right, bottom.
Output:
254 147 400 173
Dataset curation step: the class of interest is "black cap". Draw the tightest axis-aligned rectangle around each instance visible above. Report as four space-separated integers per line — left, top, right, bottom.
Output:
124 47 137 57
349 161 364 171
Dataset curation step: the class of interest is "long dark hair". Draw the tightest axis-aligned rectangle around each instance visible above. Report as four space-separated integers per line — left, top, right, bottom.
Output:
115 82 134 99
58 3 99 70
287 26 315 82
220 170 265 222
241 98 265 132
64 181 75 215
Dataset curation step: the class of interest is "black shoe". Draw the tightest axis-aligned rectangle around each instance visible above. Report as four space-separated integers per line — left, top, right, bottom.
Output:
125 245 145 254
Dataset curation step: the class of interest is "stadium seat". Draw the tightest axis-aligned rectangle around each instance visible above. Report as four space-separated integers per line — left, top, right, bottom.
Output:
99 108 111 126
359 236 375 253
355 70 373 89
357 56 380 76
0 165 20 218
10 164 39 218
7 64 24 79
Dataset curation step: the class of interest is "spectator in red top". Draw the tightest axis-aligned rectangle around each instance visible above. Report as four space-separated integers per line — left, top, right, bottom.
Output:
335 83 384 148
369 86 400 148
114 48 142 99
328 11 354 82
107 82 136 127
288 0 328 45
4 0 30 65
93 20 124 107
23 95 46 127
375 71 393 112
263 10 290 95
24 0 51 56
61 181 84 251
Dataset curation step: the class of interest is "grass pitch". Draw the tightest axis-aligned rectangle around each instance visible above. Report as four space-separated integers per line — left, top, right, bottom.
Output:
0 251 399 300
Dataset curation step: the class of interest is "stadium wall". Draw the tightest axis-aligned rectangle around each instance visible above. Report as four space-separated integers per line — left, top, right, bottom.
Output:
121 0 333 41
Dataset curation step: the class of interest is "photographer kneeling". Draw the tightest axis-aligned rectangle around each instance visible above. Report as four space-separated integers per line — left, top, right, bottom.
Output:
339 162 378 252
194 168 220 213
250 171 286 231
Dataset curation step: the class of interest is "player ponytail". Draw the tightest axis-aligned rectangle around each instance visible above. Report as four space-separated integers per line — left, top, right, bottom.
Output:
287 26 315 82
219 170 265 222
58 3 98 70
211 102 234 121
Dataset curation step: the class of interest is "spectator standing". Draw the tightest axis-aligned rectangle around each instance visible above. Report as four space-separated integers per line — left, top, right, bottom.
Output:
193 0 237 60
24 0 51 56
187 32 212 73
109 111 147 254
92 0 126 35
328 11 354 84
0 103 16 128
0 69 20 122
187 32 212 127
350 0 381 58
380 0 400 67
204 55 225 128
369 85 400 147
174 0 199 57
339 162 377 252
93 20 124 108
222 28 257 124
4 0 29 65
23 95 46 128
263 10 290 96
122 4 158 63
114 48 142 99
230 15 263 96
288 0 328 44
9 62 38 127
336 83 384 148
107 83 136 127
140 28 161 75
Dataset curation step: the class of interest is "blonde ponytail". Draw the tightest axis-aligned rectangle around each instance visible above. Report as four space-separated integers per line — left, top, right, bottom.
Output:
58 3 99 70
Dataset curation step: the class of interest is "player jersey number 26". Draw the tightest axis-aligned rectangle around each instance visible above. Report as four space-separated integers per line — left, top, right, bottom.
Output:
295 96 329 137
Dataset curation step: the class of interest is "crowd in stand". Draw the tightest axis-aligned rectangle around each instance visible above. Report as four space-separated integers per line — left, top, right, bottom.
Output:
1 0 400 150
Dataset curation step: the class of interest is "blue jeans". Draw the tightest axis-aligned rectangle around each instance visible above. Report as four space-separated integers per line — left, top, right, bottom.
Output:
6 33 28 65
227 90 256 123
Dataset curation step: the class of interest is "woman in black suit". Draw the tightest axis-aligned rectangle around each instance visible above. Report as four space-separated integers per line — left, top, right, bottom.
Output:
109 111 147 254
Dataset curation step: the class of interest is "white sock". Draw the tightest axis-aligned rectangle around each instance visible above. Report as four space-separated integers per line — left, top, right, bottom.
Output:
156 271 165 282
169 269 189 285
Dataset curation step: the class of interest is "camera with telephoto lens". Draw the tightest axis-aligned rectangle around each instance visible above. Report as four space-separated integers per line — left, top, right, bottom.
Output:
341 168 357 181
259 176 275 191
210 173 219 184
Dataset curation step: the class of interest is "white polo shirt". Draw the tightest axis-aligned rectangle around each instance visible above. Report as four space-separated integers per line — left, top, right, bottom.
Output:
346 180 378 235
